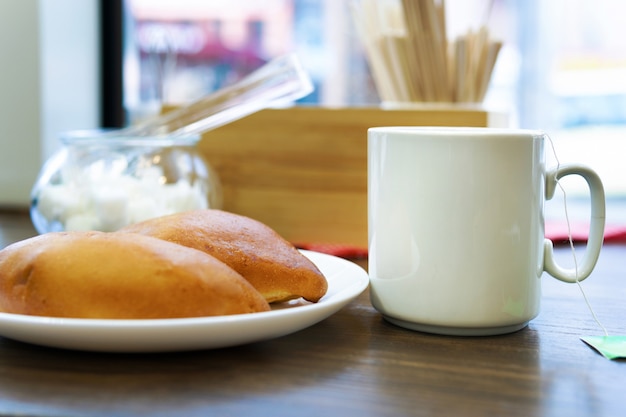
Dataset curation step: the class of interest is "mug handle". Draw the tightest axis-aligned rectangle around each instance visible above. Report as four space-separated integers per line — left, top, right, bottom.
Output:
543 164 606 283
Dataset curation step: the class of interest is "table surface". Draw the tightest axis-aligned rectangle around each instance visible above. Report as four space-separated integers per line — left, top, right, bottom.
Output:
0 210 624 417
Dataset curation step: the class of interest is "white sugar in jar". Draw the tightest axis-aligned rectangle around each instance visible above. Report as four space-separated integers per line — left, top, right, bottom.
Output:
30 129 222 234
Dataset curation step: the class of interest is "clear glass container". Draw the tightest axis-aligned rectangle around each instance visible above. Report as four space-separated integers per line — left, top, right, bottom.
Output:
30 129 222 234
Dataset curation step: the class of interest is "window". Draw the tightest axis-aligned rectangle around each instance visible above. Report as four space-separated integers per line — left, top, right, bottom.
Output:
120 0 626 205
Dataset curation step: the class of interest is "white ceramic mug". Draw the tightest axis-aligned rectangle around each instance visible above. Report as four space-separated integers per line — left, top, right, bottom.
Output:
367 127 605 336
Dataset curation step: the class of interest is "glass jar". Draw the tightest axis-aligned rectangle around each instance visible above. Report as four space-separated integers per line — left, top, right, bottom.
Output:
30 129 222 234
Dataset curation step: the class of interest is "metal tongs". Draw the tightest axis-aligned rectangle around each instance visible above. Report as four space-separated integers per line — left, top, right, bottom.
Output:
112 54 314 138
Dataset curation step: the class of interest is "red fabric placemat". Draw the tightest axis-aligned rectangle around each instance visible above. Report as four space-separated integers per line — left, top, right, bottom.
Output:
295 243 368 260
545 221 626 244
296 223 626 260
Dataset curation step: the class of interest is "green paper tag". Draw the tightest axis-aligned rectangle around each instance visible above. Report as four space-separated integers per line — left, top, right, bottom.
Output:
581 336 626 360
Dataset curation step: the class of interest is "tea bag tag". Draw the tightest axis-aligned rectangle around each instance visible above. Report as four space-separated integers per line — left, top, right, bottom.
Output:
547 135 625 360
581 336 626 360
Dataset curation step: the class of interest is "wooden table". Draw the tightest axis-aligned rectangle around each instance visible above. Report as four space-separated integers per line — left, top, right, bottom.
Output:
0 210 624 417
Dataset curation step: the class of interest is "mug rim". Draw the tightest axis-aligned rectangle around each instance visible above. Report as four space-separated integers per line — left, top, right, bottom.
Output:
368 126 545 138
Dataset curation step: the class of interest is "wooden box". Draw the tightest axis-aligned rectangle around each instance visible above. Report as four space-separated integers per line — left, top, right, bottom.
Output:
197 106 506 248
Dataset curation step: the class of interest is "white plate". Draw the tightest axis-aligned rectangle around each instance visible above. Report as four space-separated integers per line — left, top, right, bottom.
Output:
0 250 368 353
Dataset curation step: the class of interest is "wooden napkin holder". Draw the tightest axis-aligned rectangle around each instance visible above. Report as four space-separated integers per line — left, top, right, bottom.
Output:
195 106 506 248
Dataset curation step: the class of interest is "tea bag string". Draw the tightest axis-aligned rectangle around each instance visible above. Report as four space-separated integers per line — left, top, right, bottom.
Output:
546 135 609 336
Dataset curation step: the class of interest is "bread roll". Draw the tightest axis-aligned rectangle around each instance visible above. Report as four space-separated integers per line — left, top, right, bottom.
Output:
120 210 328 303
0 231 270 319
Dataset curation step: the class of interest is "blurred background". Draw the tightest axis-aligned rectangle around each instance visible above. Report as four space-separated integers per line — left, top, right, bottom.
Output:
1 0 625 210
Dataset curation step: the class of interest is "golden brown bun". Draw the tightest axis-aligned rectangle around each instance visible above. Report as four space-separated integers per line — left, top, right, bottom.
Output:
120 210 328 303
0 231 270 319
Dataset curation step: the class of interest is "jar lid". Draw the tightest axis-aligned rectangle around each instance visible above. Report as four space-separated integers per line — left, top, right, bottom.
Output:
59 129 202 147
